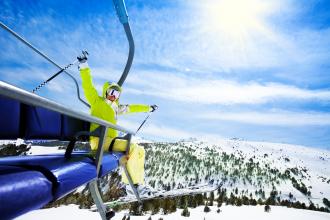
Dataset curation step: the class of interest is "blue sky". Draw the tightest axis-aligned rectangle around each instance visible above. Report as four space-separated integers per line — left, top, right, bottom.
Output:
0 0 330 149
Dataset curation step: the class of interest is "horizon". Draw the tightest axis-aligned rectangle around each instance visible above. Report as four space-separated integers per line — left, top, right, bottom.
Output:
0 0 330 150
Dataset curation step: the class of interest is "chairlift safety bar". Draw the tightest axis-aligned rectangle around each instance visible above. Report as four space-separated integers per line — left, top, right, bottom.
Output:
0 81 133 134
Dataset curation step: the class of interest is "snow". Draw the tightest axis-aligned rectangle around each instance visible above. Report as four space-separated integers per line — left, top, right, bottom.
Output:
15 205 98 220
16 204 330 220
171 138 330 206
132 136 154 143
0 139 65 155
28 145 65 155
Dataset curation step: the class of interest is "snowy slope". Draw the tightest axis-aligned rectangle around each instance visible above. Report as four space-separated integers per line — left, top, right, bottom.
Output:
17 204 330 220
210 138 330 203
143 138 330 208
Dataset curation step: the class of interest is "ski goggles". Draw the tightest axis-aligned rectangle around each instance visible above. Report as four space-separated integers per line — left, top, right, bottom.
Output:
106 88 121 100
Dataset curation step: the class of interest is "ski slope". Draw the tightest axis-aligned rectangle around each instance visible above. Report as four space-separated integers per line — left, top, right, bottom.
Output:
17 204 330 220
144 138 330 207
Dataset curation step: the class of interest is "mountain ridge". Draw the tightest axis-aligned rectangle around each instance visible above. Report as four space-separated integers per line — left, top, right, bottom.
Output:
142 138 330 209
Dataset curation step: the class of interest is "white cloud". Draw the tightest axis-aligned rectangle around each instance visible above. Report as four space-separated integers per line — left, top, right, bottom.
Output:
119 117 231 142
199 110 330 126
2 0 330 85
119 119 194 140
126 0 330 85
143 124 194 140
125 70 330 105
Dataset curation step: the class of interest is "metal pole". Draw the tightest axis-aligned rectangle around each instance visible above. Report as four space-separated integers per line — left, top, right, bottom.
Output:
89 126 110 220
0 21 90 108
117 23 134 87
0 81 134 133
89 180 108 220
112 0 135 87
95 126 108 175
123 165 142 203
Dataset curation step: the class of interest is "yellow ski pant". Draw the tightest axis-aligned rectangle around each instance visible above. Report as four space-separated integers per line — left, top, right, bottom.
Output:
90 137 145 185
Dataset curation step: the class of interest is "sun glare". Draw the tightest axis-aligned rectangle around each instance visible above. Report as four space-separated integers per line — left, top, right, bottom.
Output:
202 0 271 36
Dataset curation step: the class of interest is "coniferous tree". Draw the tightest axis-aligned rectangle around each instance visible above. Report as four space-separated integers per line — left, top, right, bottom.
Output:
196 194 205 206
161 197 177 214
250 198 257 206
129 202 142 216
323 198 330 208
186 195 195 208
264 205 271 212
203 192 207 200
217 200 222 207
179 196 187 209
209 191 214 206
181 205 190 217
142 200 154 214
204 203 211 213
151 199 161 215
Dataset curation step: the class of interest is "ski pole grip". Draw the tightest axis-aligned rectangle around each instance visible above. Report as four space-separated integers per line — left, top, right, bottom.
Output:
112 0 129 24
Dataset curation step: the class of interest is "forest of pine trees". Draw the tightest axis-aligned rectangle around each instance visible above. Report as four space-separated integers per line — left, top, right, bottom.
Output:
124 188 330 215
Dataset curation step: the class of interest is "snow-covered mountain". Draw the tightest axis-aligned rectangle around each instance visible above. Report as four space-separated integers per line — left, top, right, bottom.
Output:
142 138 330 209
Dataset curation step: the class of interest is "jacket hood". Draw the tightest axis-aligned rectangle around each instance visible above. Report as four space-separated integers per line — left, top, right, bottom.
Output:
102 82 122 98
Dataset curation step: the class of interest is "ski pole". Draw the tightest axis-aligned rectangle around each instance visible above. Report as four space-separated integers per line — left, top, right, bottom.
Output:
135 111 153 135
32 59 78 93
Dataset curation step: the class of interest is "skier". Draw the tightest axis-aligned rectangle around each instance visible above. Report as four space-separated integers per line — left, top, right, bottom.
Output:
77 51 157 196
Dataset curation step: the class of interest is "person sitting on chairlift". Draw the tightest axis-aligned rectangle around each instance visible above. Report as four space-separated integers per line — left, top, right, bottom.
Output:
77 51 157 196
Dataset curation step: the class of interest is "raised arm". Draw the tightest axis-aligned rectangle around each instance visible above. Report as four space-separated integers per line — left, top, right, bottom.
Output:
80 67 99 105
77 51 99 105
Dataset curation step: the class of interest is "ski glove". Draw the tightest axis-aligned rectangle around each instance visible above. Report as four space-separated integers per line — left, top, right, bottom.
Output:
150 105 158 112
77 51 89 70
77 50 89 63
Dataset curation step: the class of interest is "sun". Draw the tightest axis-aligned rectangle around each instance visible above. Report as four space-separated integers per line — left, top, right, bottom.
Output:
200 0 271 36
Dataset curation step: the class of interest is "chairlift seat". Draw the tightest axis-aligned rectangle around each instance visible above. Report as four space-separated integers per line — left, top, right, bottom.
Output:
24 105 62 139
0 152 97 199
0 96 21 139
0 165 53 219
99 152 124 177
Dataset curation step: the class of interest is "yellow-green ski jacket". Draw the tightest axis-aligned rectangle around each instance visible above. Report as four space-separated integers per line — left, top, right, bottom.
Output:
80 67 151 147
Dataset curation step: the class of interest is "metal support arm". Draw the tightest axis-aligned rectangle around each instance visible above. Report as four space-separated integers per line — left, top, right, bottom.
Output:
0 21 90 108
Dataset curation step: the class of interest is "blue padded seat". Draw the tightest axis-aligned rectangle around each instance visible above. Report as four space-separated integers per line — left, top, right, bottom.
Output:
61 115 90 139
0 165 53 219
24 105 62 139
0 96 21 139
0 153 97 199
99 152 124 177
